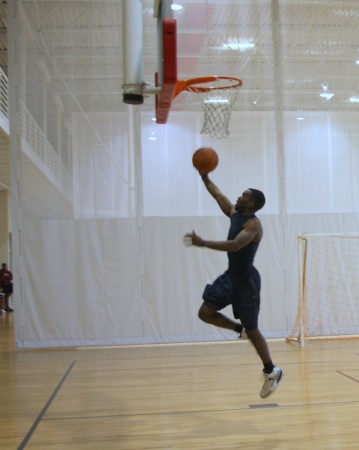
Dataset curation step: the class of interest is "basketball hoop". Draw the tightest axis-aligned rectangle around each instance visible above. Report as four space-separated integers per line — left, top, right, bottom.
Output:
174 76 243 139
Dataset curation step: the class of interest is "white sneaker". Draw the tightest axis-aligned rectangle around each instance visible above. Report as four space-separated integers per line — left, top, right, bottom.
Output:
0 309 6 314
260 367 283 399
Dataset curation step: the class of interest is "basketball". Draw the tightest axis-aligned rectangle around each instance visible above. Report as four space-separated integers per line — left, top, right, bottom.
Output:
192 147 219 175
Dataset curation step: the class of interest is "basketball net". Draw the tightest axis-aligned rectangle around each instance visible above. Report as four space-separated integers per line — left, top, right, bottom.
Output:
185 77 241 139
201 91 238 138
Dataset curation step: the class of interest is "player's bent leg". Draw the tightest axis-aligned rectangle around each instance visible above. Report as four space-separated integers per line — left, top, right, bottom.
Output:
198 303 239 331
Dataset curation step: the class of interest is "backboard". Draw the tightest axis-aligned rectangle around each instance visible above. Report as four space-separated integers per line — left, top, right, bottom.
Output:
154 1 178 124
122 0 178 123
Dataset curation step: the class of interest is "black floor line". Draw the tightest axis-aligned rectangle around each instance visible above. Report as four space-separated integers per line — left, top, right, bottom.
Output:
17 360 76 450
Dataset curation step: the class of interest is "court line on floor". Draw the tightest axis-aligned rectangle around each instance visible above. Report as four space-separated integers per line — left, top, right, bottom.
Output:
41 398 359 422
336 370 359 383
17 361 76 450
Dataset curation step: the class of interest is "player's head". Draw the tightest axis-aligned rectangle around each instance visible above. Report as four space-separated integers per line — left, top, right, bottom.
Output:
235 189 266 213
248 188 266 211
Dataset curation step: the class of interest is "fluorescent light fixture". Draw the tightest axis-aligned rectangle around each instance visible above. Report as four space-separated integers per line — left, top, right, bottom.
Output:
296 117 305 120
348 96 359 103
171 3 183 11
204 98 230 104
355 60 359 65
319 85 334 100
223 40 255 51
148 132 157 141
320 92 335 100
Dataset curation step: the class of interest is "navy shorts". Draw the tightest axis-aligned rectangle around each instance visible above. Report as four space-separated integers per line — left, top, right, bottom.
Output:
202 269 261 330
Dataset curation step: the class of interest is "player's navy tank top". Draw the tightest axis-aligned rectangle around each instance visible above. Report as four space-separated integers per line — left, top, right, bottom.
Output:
227 213 260 275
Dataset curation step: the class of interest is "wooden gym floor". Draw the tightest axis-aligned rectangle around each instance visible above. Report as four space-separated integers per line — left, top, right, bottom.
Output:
1 313 359 449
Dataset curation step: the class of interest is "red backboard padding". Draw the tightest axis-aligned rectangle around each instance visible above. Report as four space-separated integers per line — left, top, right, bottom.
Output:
156 19 177 124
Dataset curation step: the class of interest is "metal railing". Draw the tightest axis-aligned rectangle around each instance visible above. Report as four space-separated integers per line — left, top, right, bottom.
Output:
0 65 72 196
20 101 72 195
0 67 9 119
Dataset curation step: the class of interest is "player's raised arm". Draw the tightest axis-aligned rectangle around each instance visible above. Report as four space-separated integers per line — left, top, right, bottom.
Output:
191 147 235 217
201 174 234 217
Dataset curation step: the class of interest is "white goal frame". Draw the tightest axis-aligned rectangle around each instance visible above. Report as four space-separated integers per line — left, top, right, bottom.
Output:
287 232 359 346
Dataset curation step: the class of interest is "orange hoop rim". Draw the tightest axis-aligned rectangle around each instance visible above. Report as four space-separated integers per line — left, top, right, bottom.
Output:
174 76 243 98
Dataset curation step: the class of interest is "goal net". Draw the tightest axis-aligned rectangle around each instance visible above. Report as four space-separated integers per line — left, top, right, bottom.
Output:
288 233 359 345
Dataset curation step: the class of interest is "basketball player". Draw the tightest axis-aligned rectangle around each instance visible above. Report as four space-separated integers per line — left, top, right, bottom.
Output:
184 173 283 398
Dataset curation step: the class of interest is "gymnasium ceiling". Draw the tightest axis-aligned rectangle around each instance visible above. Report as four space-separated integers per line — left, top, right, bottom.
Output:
2 0 359 116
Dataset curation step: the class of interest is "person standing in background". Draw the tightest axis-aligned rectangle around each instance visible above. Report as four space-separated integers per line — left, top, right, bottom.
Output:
0 263 13 312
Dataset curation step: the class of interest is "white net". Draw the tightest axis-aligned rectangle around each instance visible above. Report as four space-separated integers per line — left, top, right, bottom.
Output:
186 78 241 139
288 233 359 344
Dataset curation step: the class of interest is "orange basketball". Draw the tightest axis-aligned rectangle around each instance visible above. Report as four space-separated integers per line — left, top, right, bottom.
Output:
192 147 219 175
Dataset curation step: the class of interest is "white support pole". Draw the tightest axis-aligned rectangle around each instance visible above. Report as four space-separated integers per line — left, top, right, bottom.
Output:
298 236 307 347
127 105 146 336
271 0 289 332
122 0 144 105
8 0 26 346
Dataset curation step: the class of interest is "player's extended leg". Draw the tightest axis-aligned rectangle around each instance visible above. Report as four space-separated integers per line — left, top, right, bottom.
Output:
245 327 271 363
246 327 283 398
198 303 239 331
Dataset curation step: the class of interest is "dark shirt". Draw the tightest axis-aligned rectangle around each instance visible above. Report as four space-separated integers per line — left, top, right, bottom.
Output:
227 213 260 275
0 268 12 286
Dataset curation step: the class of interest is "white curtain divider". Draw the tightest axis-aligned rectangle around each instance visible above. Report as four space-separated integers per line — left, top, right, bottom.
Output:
12 109 359 348
8 0 359 348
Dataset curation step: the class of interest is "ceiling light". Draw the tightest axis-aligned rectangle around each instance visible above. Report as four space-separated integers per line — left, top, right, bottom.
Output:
320 92 335 100
148 132 157 141
320 84 334 100
204 98 230 104
171 4 183 11
355 60 359 65
296 117 305 121
223 40 255 52
333 9 358 17
348 96 359 103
